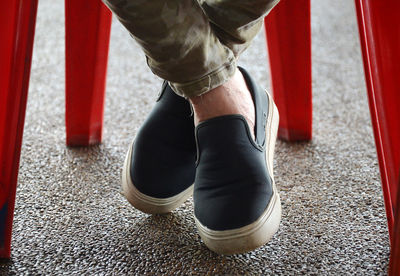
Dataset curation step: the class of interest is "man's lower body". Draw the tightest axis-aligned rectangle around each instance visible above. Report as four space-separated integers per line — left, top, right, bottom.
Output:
103 0 282 254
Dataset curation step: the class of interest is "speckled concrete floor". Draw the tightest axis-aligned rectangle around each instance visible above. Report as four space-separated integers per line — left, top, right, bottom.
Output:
0 0 390 275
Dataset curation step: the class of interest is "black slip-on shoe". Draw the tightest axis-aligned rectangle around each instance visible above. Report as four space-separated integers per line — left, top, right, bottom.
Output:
193 67 281 254
122 82 196 214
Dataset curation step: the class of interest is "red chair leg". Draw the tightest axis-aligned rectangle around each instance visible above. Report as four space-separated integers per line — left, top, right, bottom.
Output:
65 0 112 146
264 0 312 141
354 1 400 274
0 0 38 258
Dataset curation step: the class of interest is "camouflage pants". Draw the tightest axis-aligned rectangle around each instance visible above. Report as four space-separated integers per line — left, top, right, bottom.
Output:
103 0 280 98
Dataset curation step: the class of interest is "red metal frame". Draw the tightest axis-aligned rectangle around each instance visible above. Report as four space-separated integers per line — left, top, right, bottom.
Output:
65 0 112 146
1 0 111 258
264 0 312 141
0 0 38 258
354 0 400 274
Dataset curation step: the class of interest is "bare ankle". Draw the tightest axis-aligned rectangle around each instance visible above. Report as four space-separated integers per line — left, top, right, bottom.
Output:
189 69 255 137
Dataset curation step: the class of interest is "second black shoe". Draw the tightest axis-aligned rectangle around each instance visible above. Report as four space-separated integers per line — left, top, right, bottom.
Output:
193 67 281 254
122 82 196 214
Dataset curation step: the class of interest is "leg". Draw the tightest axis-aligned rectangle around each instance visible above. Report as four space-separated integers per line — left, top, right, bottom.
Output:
104 0 282 254
103 0 236 97
354 0 400 274
264 0 312 141
0 0 38 258
65 0 112 146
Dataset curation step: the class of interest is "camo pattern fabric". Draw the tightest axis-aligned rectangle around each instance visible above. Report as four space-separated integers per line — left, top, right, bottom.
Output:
103 0 280 97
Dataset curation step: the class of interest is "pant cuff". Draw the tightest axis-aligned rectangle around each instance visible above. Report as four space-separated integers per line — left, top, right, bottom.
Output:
168 60 237 98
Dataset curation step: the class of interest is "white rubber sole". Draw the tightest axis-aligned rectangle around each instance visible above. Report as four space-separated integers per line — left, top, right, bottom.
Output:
121 140 194 214
195 90 282 255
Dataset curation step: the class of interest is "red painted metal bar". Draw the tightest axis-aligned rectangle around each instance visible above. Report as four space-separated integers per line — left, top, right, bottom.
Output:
65 0 112 146
354 0 400 242
354 0 400 274
0 0 38 258
264 0 312 141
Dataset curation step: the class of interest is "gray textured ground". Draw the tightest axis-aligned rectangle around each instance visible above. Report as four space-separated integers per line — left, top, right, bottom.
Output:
0 0 390 275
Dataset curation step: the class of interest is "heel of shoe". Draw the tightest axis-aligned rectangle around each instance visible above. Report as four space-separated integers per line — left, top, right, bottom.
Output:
265 90 280 182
